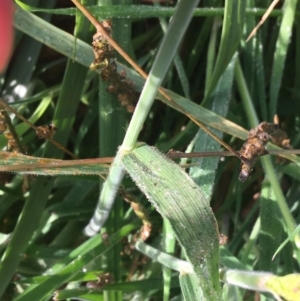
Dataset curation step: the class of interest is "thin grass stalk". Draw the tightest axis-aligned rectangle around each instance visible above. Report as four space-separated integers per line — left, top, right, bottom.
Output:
21 4 300 19
85 0 201 235
205 18 218 97
97 0 131 299
135 240 193 273
84 153 125 236
154 1 190 99
240 217 260 265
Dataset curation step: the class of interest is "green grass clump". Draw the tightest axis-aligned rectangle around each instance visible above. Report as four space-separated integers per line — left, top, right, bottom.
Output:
0 1 299 300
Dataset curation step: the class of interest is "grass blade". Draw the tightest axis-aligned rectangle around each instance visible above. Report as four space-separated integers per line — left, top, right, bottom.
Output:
121 144 221 300
269 0 298 118
204 0 245 100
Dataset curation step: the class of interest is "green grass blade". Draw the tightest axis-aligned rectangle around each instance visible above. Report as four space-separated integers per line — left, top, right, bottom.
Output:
155 2 191 99
204 0 245 100
96 1 131 299
0 152 105 175
135 240 193 273
13 5 94 71
272 224 300 260
269 0 298 118
121 144 221 300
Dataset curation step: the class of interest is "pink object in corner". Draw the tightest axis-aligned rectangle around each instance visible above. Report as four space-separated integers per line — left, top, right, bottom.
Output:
0 0 13 72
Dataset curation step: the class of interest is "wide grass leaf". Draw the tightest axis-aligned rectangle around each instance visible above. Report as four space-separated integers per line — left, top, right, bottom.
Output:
121 144 221 300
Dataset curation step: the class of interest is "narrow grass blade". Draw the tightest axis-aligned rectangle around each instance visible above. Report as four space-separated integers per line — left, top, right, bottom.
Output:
204 0 245 100
135 240 193 273
242 0 267 120
13 5 94 71
154 1 190 99
269 0 298 118
96 1 131 299
272 224 300 260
